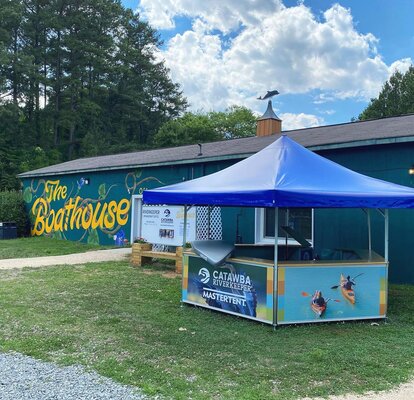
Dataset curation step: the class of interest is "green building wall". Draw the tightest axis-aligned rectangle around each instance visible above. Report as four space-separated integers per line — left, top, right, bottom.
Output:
316 143 414 284
21 141 414 284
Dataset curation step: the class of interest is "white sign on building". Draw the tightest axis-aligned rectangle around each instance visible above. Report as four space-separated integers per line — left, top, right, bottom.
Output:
141 205 196 246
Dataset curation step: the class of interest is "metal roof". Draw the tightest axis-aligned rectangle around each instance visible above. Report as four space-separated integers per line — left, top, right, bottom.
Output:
257 100 281 121
18 114 414 178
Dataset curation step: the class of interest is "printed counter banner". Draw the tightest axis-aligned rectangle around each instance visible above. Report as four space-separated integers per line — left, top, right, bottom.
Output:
183 255 273 324
277 264 388 324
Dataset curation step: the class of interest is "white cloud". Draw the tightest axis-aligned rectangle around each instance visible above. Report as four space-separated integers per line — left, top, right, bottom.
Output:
388 58 412 76
280 113 324 130
140 1 413 127
138 0 283 32
138 0 179 30
321 109 336 115
313 92 337 104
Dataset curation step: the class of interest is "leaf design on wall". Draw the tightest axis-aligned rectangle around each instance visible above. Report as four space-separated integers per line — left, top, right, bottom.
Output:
98 183 106 199
30 179 46 198
124 172 165 195
23 187 32 203
50 230 63 240
87 228 100 245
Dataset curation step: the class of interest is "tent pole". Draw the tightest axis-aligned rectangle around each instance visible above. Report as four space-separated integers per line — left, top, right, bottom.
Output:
181 205 188 307
183 206 188 246
207 206 211 239
384 209 389 262
273 207 279 329
367 209 372 260
384 209 389 320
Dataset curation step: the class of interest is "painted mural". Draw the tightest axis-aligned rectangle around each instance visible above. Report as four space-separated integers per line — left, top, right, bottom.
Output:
22 170 162 245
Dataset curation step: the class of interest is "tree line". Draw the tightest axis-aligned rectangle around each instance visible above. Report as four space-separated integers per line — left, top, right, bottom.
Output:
0 0 187 190
0 0 259 191
359 65 414 120
5 1 410 193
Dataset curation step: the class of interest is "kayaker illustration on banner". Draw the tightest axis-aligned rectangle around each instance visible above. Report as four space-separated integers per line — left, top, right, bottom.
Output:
311 291 326 317
278 266 386 324
330 273 364 304
301 290 341 318
340 274 356 304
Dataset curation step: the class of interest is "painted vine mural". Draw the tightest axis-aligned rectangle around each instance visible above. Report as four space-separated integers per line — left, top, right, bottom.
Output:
23 170 162 245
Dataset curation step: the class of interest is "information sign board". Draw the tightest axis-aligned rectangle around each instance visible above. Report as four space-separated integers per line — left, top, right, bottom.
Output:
141 205 196 246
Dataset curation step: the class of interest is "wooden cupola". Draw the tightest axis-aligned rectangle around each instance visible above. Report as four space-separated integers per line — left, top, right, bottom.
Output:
256 100 282 137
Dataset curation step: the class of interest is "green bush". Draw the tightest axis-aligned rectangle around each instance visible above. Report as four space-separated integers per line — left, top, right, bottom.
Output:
0 190 29 237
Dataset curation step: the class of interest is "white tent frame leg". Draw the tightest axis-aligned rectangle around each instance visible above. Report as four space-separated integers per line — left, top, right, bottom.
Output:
273 207 279 328
376 209 389 262
362 208 372 260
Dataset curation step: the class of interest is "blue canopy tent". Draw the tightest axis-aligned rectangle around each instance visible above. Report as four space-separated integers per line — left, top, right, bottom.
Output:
143 135 414 209
144 134 414 258
143 135 414 325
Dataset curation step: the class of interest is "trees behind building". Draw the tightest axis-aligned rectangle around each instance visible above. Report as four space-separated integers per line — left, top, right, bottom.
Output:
0 0 187 189
153 106 257 148
359 65 414 121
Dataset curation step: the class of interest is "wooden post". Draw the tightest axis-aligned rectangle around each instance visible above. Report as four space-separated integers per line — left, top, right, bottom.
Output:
131 243 152 267
175 246 183 273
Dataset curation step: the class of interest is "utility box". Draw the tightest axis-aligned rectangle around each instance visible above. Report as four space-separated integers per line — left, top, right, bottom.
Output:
0 222 17 240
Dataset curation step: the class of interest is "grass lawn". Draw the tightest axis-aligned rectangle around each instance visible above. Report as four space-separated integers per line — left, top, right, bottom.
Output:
0 237 112 259
0 262 413 400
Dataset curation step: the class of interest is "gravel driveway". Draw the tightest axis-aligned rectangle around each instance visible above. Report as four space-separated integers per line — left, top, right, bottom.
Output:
0 248 147 399
0 352 148 400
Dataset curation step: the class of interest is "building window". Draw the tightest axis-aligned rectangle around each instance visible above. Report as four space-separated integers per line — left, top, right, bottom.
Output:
255 208 313 245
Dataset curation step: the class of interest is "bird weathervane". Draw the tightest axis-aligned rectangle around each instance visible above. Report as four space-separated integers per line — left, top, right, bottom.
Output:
257 89 279 100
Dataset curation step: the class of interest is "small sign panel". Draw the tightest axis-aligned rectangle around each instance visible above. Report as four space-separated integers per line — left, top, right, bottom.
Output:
141 205 196 246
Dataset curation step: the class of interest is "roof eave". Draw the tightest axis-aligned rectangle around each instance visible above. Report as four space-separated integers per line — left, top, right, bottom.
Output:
17 153 253 179
18 135 414 179
308 135 414 151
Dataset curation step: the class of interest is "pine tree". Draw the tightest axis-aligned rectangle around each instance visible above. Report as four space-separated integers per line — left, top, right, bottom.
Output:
106 11 187 153
0 0 188 189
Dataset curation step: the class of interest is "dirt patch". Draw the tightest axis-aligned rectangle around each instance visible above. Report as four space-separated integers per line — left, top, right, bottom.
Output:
302 378 414 400
140 268 178 279
0 269 25 281
162 271 179 279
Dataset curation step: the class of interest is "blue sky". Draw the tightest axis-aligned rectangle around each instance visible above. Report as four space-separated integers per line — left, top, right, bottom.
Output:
122 0 414 130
